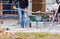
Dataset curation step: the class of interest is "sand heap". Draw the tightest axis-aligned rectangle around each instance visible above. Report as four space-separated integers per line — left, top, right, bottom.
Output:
0 25 23 39
0 25 14 39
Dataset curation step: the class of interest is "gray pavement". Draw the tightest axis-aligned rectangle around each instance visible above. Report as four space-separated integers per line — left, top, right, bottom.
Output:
0 19 60 34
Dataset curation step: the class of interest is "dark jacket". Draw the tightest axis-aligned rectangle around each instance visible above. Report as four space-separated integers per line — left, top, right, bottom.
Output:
13 0 28 8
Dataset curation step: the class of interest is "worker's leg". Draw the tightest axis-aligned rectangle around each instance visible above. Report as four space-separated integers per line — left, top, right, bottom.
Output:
18 8 24 28
23 11 29 28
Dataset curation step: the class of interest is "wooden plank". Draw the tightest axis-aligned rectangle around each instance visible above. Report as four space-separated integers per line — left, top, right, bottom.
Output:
32 0 42 12
41 0 46 12
0 4 3 16
32 0 46 12
4 14 18 16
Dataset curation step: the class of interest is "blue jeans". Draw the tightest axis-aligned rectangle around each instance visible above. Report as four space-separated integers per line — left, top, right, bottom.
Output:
18 8 28 28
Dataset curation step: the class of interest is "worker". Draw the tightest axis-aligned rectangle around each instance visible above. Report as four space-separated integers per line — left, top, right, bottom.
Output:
13 0 29 28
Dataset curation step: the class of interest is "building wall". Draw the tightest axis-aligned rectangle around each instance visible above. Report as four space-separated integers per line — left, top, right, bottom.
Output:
46 0 56 11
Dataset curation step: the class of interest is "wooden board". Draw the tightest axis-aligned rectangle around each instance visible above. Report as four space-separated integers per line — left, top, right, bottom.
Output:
0 4 3 16
32 0 46 12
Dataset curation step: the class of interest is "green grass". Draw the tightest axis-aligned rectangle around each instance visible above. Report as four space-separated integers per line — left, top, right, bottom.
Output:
0 32 60 39
15 33 60 39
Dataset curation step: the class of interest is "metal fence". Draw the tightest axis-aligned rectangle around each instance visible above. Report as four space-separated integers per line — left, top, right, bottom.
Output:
0 3 18 25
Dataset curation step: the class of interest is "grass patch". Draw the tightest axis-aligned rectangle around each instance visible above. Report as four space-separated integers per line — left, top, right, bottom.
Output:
0 32 60 39
15 33 60 39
